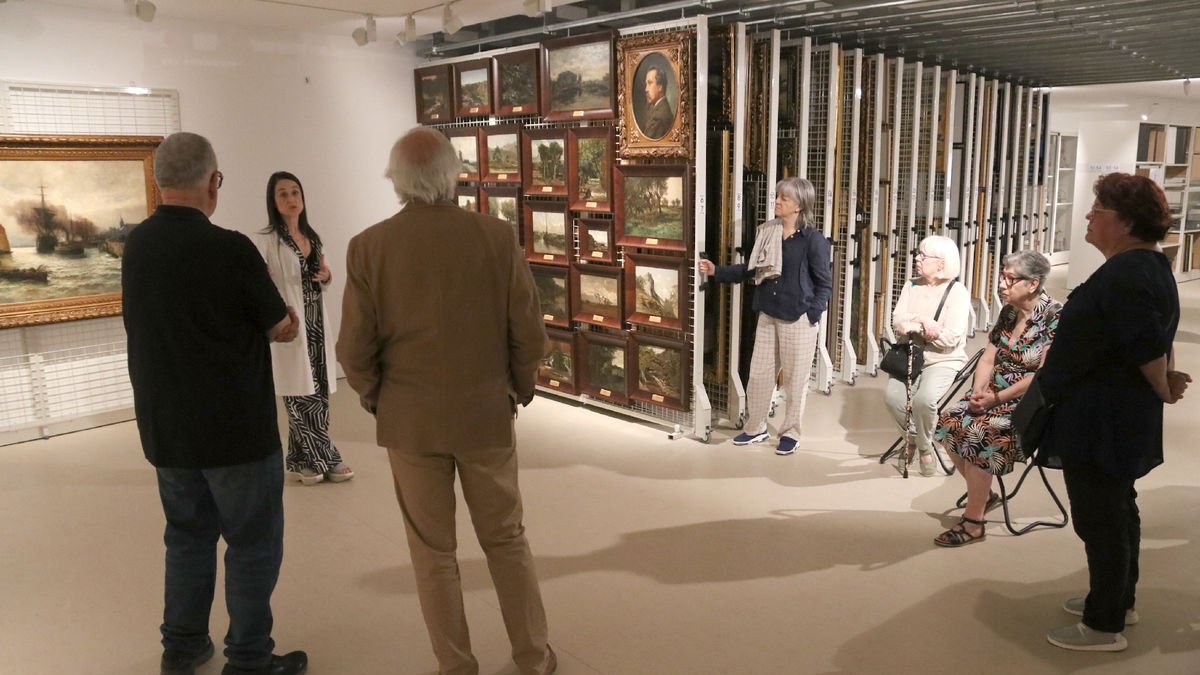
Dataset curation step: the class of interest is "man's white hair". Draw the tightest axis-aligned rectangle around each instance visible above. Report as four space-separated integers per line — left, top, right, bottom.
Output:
384 127 459 204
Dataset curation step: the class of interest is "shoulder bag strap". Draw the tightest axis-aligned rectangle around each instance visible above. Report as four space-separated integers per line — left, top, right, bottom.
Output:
932 279 956 321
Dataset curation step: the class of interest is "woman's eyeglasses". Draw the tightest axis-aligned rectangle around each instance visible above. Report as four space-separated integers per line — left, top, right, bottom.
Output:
915 252 942 260
998 273 1028 286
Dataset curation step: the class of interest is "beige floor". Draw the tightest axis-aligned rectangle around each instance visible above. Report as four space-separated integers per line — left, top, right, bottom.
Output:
3 268 1199 675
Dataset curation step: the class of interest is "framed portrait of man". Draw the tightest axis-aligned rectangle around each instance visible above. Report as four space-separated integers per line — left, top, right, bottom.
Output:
617 30 692 158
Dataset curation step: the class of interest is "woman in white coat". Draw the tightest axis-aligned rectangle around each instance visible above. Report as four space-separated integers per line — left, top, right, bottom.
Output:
256 171 351 485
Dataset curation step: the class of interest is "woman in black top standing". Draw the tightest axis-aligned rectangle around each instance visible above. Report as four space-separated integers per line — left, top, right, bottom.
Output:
1038 173 1190 652
698 177 832 455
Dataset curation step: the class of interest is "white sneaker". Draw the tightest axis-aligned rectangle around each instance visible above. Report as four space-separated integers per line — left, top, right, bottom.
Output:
1062 597 1138 625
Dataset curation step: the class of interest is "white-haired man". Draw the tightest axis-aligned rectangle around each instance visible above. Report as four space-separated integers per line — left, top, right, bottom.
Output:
338 127 554 675
123 131 307 675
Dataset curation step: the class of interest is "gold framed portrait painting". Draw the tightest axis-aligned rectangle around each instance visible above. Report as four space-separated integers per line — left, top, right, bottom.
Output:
617 30 693 158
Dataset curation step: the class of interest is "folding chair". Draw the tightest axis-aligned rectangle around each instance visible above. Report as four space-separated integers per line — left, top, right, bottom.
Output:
954 456 1069 535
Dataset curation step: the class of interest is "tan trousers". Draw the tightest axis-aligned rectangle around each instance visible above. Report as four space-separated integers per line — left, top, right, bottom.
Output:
387 438 552 675
745 313 821 440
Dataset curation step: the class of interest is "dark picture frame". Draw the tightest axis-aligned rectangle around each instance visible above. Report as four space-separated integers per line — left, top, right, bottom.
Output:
570 262 622 330
523 201 571 266
455 185 480 212
454 58 494 118
576 330 630 405
446 128 481 182
480 125 521 184
415 64 454 124
623 252 685 331
538 327 577 393
0 134 161 328
530 263 570 329
481 186 521 243
614 164 690 252
494 49 540 117
521 128 568 197
617 30 693 158
630 332 690 411
541 31 616 122
567 126 614 212
577 217 615 264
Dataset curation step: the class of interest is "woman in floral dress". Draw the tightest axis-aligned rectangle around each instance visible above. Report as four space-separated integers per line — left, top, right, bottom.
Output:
934 250 1061 547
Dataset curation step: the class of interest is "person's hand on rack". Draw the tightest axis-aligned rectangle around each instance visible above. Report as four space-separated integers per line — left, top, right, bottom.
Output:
697 259 715 277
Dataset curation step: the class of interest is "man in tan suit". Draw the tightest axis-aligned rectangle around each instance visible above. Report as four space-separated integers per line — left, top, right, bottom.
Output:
337 127 554 675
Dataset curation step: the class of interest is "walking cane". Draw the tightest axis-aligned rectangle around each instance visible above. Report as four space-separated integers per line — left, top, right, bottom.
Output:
896 339 917 479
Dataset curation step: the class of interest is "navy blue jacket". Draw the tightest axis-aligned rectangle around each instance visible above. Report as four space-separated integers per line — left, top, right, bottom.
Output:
713 226 833 324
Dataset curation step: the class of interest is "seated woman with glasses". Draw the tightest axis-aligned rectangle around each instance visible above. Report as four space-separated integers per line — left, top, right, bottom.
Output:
933 250 1061 547
884 235 972 476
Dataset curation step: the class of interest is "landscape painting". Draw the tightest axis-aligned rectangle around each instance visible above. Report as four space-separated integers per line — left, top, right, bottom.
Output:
531 264 569 328
481 128 520 182
523 130 567 196
568 127 613 212
0 135 160 327
616 164 689 251
495 49 540 116
577 332 629 404
631 334 689 411
455 59 493 116
624 253 684 331
482 187 520 242
415 65 453 124
526 204 569 265
571 264 621 329
538 328 576 392
455 186 478 212
448 130 480 180
542 32 615 121
577 218 614 263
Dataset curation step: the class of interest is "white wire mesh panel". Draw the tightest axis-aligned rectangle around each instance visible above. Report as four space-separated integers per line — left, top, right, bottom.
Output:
889 61 916 314
825 50 855 372
851 56 878 364
1 83 179 136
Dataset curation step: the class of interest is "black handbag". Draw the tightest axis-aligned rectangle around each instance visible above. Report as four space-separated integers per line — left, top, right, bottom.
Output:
879 280 956 380
1012 373 1053 459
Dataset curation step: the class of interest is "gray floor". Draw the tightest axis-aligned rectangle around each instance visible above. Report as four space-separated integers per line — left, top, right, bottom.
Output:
2 267 1199 675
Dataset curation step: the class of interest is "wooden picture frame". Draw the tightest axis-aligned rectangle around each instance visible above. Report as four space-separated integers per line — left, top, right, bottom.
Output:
530 263 571 329
0 134 161 328
455 185 480 212
481 186 521 243
630 332 690 411
567 126 614 212
576 330 630 405
480 125 521 184
538 327 576 393
570 262 622 330
523 201 571 266
615 164 690 252
577 217 616 264
415 64 454 124
623 252 685 331
446 128 481 182
454 58 494 118
521 128 568 197
541 31 616 122
495 49 540 117
617 29 693 158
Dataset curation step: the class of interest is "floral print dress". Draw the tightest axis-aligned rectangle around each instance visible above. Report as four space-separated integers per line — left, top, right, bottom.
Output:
936 294 1061 476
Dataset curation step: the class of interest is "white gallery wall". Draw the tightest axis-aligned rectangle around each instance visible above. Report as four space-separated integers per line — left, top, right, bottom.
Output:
0 1 423 377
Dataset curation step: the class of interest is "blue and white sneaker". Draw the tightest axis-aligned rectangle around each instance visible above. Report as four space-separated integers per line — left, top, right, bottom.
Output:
732 429 770 445
776 436 798 455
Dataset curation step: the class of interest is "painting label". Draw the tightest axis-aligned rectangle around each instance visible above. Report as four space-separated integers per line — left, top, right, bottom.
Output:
600 388 612 397
542 186 553 193
513 105 525 112
497 173 508 180
646 238 658 245
586 201 597 208
543 254 554 260
573 110 585 117
469 107 480 113
652 394 664 402
649 315 662 323
543 313 554 321
592 314 604 322
549 379 561 387
591 251 603 258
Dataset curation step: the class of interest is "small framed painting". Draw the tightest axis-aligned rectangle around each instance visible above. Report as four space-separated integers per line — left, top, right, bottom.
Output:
480 125 521 183
454 58 494 118
522 128 568 197
415 64 454 124
570 263 622 330
455 185 479 212
481 186 521 243
567 126 614 212
624 252 685 331
530 264 570 329
495 49 540 117
576 330 630 405
539 327 577 393
615 164 690 252
541 31 616 122
524 201 571 266
446 128 481 182
630 332 690 411
577 218 616 264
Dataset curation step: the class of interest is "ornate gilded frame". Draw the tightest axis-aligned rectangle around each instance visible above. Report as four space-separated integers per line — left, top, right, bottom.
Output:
617 30 693 158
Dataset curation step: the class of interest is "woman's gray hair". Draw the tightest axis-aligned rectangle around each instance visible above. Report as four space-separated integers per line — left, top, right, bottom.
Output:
918 234 961 281
775 177 817 229
385 127 459 204
1003 249 1051 293
154 132 217 190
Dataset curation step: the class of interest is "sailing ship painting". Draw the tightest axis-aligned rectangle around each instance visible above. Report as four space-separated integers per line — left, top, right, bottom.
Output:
0 157 149 306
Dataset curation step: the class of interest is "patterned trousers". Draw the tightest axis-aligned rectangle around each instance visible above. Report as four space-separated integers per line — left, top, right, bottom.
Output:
283 286 342 473
745 313 821 440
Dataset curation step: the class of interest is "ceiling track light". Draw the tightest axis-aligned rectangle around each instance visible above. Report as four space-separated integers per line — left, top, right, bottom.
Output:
352 14 376 47
522 0 553 18
396 14 417 45
125 0 156 22
443 2 462 35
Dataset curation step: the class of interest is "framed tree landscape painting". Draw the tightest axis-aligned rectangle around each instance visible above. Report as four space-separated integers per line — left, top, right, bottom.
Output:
481 186 521 242
615 164 690 252
455 185 479 212
630 332 690 411
541 31 616 122
494 49 540 117
624 252 685 331
570 262 622 330
480 126 521 184
567 126 614 212
454 58 494 118
447 128 481 182
538 327 576 393
576 331 630 405
577 218 615 264
530 263 570 329
415 64 454 124
523 202 571 266
0 134 161 328
522 128 568 197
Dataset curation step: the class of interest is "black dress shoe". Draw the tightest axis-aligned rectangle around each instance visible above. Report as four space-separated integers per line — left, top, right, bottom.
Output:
161 638 214 675
221 651 307 675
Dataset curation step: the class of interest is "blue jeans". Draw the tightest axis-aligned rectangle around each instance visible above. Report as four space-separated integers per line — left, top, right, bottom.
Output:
156 451 285 668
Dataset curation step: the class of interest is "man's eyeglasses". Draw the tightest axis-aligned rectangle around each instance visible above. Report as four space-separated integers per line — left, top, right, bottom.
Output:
998 273 1028 286
214 171 224 189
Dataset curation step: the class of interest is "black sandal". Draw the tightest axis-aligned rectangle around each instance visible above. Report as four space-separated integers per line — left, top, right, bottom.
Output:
934 516 987 547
